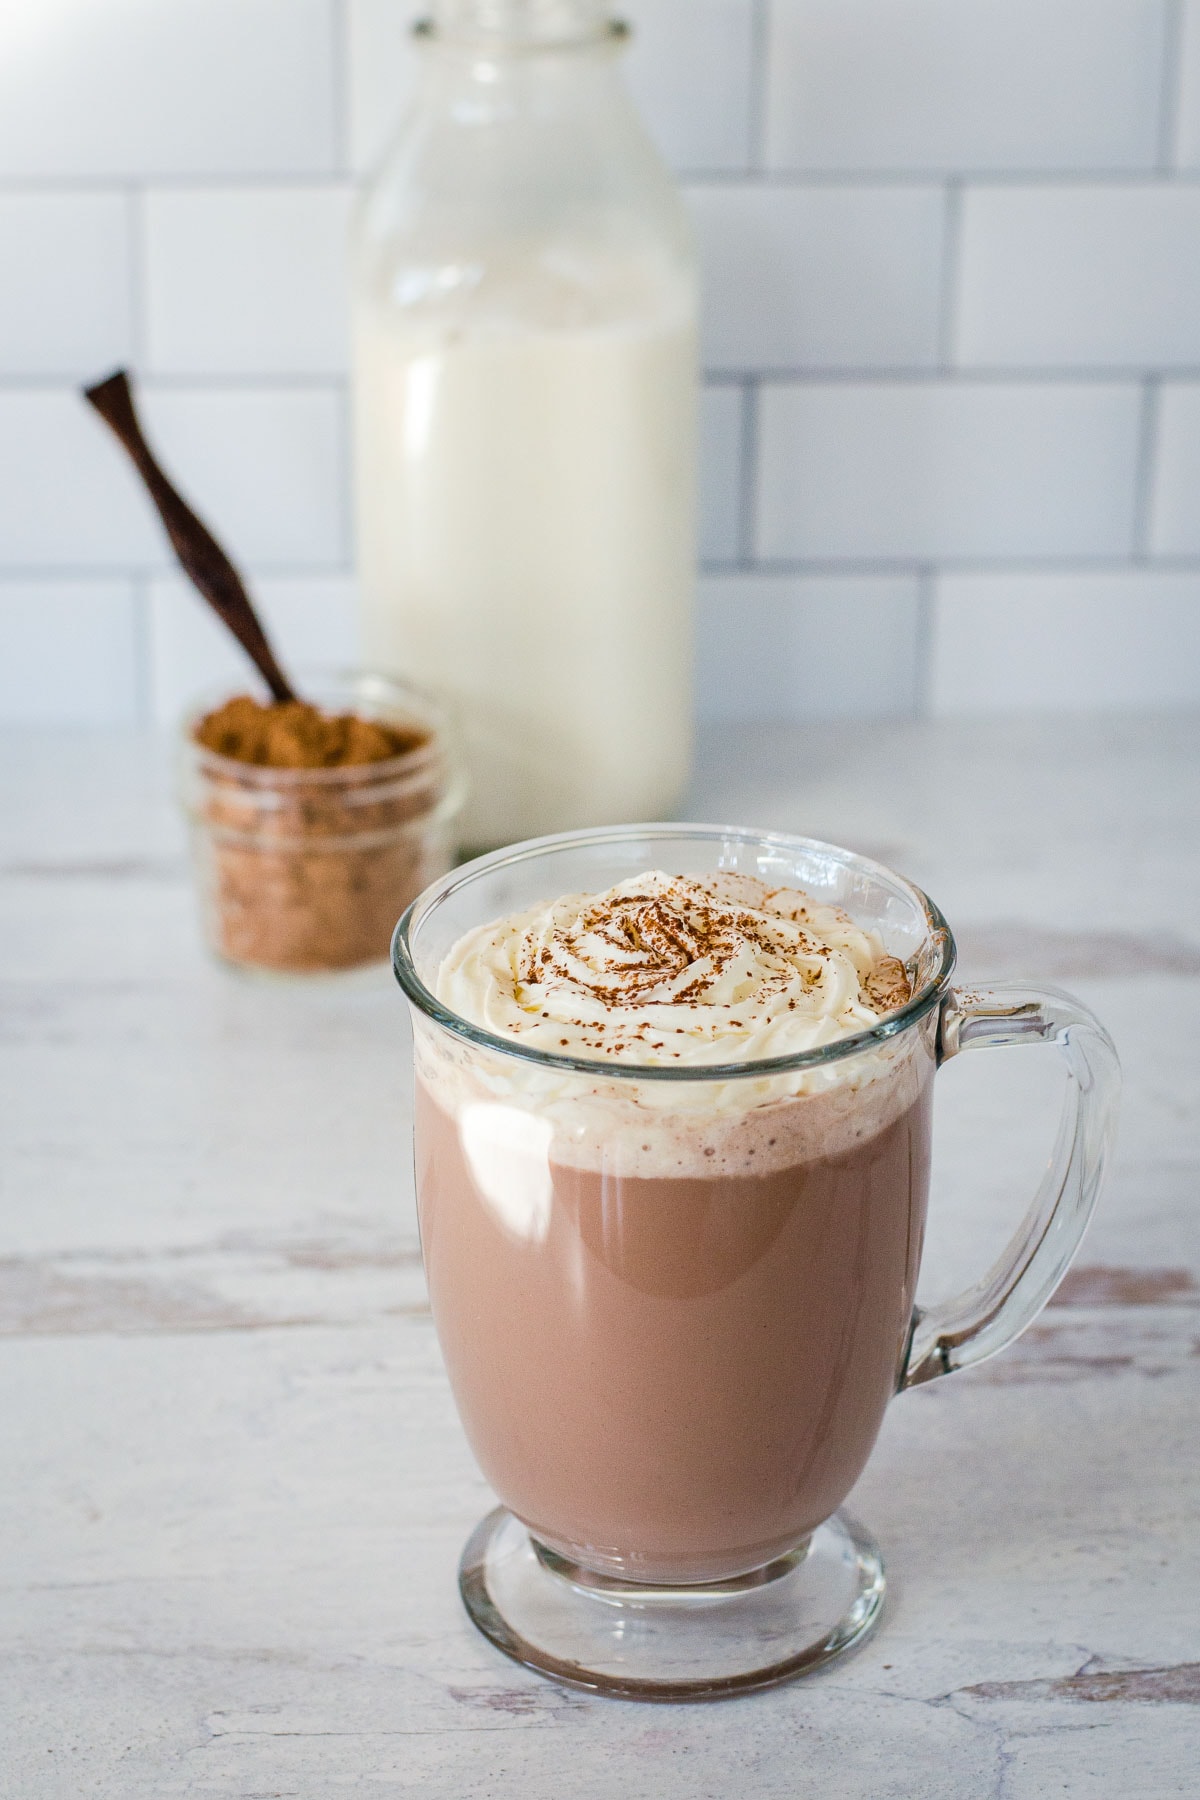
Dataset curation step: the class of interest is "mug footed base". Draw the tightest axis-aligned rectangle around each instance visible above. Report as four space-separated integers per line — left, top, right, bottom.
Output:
458 1506 885 1701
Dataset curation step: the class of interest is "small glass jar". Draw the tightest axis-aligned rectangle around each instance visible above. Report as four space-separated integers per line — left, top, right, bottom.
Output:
181 673 464 976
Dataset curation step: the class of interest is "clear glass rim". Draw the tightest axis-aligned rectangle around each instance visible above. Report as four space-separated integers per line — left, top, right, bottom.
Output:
391 823 957 1083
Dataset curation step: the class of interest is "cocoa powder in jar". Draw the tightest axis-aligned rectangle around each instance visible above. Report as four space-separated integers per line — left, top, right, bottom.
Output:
185 684 461 974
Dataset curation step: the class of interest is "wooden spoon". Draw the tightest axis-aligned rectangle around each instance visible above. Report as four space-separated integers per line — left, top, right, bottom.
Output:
83 368 297 705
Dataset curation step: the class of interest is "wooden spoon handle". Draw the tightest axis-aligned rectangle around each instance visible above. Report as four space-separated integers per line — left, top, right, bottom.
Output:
83 369 297 705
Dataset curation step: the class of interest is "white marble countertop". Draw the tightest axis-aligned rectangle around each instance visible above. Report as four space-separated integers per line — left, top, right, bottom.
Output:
2 715 1198 1797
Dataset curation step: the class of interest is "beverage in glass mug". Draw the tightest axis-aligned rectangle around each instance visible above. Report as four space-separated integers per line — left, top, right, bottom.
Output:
393 827 1118 1697
416 868 929 1583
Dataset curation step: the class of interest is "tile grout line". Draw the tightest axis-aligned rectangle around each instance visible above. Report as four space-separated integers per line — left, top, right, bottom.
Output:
7 368 1198 391
694 367 1183 387
736 379 760 565
746 0 771 174
11 556 1200 581
329 0 352 179
0 562 357 587
681 167 1200 188
130 572 153 728
0 174 354 194
127 184 151 723
912 567 936 720
1131 376 1162 558
337 377 356 578
696 552 1200 577
1158 0 1187 172
0 373 348 392
124 183 146 379
936 179 963 370
11 168 1200 195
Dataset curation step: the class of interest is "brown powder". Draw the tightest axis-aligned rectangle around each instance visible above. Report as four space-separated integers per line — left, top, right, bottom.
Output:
861 954 911 1015
195 693 426 769
186 692 457 975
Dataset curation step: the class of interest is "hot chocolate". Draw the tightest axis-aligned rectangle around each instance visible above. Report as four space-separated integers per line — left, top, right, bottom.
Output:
414 870 932 1583
395 830 1118 1693
416 1076 930 1583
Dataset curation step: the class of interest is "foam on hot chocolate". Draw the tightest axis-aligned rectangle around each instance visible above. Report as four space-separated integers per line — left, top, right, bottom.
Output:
422 871 927 1179
438 871 911 1066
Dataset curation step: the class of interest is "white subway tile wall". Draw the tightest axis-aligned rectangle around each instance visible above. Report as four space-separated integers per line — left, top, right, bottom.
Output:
1149 382 1200 553
697 385 746 564
0 391 161 566
691 185 946 370
931 574 1200 711
955 186 1200 367
1 0 1197 725
1172 0 1200 168
148 574 361 726
763 0 1168 173
755 382 1143 561
697 575 923 718
347 0 423 176
144 188 354 376
0 1 338 180
0 194 133 377
0 579 139 723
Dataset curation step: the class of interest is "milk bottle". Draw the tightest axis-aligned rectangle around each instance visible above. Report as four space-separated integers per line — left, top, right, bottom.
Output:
351 0 697 847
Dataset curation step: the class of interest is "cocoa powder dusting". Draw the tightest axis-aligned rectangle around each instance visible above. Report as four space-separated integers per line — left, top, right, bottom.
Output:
861 955 911 1015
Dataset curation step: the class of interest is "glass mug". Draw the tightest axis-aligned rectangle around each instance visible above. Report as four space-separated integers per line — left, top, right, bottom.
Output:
392 826 1119 1699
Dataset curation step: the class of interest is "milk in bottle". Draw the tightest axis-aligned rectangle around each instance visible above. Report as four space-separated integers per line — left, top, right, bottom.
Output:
351 0 697 847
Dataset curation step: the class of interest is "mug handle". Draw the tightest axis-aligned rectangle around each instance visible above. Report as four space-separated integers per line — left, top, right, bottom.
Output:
900 983 1121 1389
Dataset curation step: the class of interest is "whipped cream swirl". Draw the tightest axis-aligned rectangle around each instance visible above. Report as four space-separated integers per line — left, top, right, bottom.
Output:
436 871 911 1068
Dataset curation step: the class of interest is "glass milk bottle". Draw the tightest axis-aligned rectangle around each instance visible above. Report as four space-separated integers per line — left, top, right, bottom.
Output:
351 0 697 848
